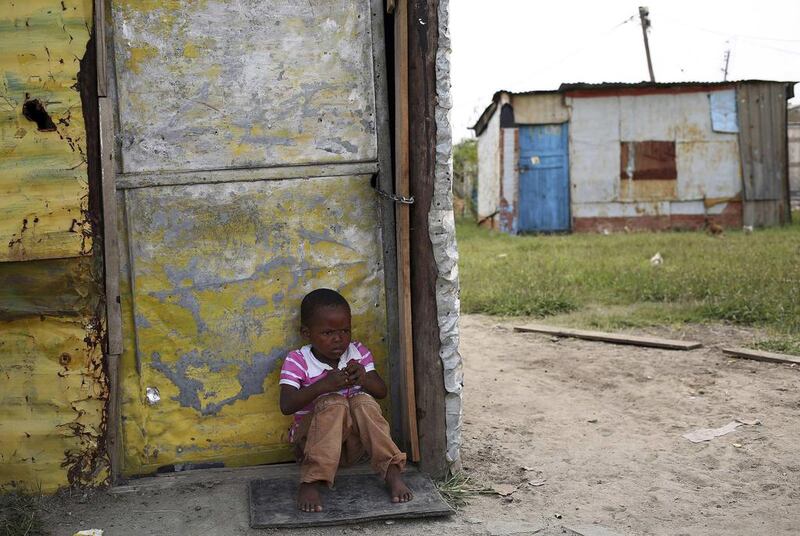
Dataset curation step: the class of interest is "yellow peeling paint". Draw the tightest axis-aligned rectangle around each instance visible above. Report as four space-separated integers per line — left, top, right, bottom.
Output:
0 0 108 493
0 0 93 262
620 179 678 201
126 45 159 74
0 316 109 491
119 176 389 475
182 43 199 59
111 0 377 173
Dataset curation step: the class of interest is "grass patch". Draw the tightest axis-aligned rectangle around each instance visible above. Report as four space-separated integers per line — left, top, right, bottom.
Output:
0 491 48 536
436 473 494 510
750 336 800 356
457 215 800 336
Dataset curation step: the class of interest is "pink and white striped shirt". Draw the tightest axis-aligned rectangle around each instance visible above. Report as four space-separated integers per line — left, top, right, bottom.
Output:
279 341 375 439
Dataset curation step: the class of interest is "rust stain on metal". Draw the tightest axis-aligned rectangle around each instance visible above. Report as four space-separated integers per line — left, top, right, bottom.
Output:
0 0 110 491
620 141 677 181
0 0 94 262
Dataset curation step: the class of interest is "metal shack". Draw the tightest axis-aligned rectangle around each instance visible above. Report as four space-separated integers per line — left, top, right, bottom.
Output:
1 0 462 491
472 81 794 234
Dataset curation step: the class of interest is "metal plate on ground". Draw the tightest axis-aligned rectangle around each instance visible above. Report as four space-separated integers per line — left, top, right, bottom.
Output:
249 470 454 528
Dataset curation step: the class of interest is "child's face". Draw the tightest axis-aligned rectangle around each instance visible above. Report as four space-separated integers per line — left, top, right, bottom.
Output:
302 305 352 361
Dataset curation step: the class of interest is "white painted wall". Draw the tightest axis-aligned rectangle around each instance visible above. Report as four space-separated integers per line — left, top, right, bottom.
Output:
476 109 500 218
567 89 742 219
567 95 621 206
500 127 518 231
789 123 800 206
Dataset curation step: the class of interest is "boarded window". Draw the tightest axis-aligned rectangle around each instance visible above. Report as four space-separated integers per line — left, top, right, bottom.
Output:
620 141 677 181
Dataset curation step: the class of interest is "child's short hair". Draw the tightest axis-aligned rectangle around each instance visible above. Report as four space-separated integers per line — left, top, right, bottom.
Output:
300 288 350 326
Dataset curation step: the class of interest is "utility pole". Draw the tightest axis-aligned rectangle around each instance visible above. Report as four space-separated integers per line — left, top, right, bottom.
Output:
638 6 655 82
721 48 731 81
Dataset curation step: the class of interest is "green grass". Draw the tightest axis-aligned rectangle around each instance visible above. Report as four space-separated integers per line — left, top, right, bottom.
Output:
457 215 800 352
436 472 495 510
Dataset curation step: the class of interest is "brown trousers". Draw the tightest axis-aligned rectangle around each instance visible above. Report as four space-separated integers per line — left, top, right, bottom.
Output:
293 393 406 486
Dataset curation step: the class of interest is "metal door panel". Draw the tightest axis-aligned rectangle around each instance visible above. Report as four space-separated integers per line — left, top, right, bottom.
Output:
517 124 570 232
111 0 378 175
119 175 388 473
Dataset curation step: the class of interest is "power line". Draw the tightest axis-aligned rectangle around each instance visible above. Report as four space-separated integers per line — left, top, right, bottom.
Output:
662 16 800 44
738 40 800 57
515 14 636 83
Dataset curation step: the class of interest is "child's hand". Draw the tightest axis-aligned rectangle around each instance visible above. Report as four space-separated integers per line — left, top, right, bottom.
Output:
318 369 350 393
345 361 366 386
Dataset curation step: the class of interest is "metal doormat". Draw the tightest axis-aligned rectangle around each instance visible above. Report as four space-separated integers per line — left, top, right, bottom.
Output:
249 468 454 528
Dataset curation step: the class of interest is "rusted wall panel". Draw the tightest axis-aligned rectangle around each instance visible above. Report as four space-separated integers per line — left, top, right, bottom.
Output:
676 139 742 200
0 257 95 320
738 83 788 201
0 0 93 262
119 175 389 474
568 95 621 205
738 82 790 226
511 93 569 125
0 0 108 492
569 89 744 230
111 0 378 175
0 316 108 490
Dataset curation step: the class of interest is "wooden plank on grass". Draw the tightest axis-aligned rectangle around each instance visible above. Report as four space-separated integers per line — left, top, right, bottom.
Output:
722 347 800 365
513 325 702 350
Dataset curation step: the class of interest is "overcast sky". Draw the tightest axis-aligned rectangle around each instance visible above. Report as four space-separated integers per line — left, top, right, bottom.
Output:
450 0 800 142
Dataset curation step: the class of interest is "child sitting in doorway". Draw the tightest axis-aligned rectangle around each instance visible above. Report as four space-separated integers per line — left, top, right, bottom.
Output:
279 288 413 512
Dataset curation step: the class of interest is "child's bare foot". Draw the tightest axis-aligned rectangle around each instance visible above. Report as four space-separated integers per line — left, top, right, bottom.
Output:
385 464 413 503
297 482 323 512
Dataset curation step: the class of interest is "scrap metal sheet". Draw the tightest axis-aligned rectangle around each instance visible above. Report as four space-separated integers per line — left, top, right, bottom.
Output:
0 0 93 261
111 0 378 174
0 316 108 491
120 175 388 474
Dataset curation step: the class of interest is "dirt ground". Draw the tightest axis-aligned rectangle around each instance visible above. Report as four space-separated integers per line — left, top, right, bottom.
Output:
40 314 800 535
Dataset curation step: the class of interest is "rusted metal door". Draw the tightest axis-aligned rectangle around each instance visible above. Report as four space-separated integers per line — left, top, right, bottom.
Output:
110 0 393 475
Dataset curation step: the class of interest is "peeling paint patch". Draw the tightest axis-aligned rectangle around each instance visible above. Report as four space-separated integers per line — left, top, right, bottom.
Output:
111 0 378 173
119 175 389 474
151 348 283 415
0 316 109 491
0 0 94 262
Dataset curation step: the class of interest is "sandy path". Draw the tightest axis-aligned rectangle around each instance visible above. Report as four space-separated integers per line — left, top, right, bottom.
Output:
458 314 800 535
41 315 800 535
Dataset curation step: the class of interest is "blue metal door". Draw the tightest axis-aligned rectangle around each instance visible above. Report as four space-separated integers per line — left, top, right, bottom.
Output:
517 124 570 232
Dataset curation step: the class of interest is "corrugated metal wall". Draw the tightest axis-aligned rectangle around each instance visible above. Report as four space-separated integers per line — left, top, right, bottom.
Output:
1 0 109 491
1 0 400 489
737 82 791 226
476 109 500 221
567 89 744 231
789 123 800 209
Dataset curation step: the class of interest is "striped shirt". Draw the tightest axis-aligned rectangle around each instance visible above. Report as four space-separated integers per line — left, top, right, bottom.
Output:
279 341 376 439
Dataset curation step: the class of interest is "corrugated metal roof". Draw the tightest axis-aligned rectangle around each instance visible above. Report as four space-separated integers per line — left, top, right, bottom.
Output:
472 80 798 135
556 79 796 92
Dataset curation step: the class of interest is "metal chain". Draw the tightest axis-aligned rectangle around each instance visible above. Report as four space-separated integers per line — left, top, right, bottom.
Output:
373 187 415 205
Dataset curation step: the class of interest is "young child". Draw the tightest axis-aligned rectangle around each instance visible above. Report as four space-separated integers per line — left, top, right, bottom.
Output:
279 288 413 512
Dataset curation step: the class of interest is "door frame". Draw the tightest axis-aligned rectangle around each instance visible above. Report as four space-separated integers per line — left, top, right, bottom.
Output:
96 0 408 483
